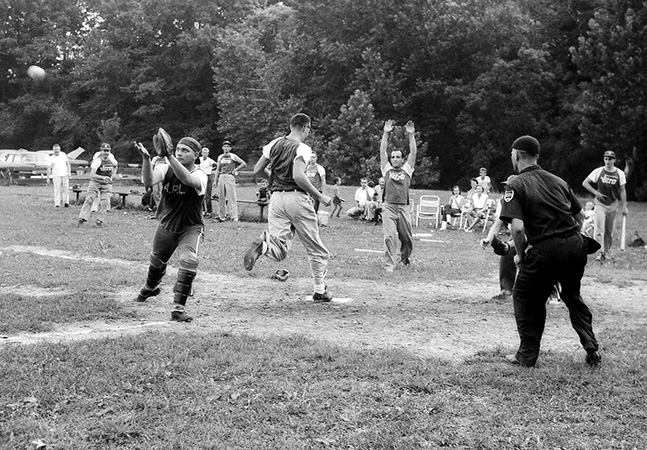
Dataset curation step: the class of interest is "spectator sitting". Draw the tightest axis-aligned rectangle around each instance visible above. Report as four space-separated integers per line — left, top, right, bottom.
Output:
256 178 271 205
368 177 385 225
439 185 465 230
582 201 595 238
347 177 375 220
365 180 380 222
464 184 489 232
465 178 478 200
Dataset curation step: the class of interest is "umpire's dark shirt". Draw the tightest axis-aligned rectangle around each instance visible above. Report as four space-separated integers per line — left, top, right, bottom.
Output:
499 165 582 245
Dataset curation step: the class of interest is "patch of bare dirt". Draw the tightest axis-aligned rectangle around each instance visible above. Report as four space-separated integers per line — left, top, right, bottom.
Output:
2 245 646 363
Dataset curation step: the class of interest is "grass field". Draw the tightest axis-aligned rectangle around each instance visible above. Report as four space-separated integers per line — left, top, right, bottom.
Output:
1 183 646 449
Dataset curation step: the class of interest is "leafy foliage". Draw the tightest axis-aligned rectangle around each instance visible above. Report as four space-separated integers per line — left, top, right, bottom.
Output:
0 0 645 198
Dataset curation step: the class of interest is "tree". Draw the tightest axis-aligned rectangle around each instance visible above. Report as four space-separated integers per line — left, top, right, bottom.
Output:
571 0 647 199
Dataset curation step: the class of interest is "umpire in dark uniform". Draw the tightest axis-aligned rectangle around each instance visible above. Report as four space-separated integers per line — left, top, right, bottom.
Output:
499 135 601 367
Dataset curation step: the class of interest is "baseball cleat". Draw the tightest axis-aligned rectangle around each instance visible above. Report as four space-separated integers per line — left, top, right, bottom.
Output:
313 290 333 303
171 310 193 322
243 233 268 270
585 351 601 367
135 285 161 302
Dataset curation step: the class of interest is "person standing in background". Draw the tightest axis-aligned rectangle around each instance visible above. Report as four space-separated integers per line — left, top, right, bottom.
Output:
305 151 327 213
581 150 628 262
78 143 117 227
214 140 247 222
46 143 71 208
199 147 217 218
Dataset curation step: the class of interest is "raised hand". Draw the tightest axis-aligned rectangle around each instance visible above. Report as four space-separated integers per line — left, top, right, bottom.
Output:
134 141 150 158
383 120 395 133
405 120 415 134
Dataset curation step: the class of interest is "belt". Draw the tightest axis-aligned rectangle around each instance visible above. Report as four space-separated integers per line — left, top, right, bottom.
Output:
537 228 579 243
273 189 305 193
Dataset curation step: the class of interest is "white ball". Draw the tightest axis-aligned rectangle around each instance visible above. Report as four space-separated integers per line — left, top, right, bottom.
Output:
27 65 46 81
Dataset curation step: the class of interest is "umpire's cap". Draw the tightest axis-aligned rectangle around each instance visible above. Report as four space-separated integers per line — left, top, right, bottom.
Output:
511 135 540 156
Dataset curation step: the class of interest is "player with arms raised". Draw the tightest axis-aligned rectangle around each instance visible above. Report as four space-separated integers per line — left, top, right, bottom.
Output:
134 130 207 322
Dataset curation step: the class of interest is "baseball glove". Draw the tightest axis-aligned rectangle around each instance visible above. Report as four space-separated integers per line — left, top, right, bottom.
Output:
271 269 289 282
491 236 510 256
152 128 173 158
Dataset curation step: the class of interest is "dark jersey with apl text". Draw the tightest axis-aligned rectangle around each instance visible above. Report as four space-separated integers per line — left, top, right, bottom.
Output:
156 165 207 233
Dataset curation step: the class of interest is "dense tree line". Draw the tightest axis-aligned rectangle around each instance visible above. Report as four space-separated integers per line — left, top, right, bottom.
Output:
1 0 646 198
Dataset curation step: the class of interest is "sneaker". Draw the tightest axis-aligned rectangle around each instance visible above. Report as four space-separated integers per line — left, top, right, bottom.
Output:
232 218 239 222
439 224 447 231
313 291 333 302
243 234 267 270
585 351 601 367
55 205 60 208
385 266 395 273
548 297 562 306
171 310 193 322
76 218 86 227
401 258 410 267
64 203 69 208
135 285 161 302
595 253 606 262
96 220 104 227
204 212 212 218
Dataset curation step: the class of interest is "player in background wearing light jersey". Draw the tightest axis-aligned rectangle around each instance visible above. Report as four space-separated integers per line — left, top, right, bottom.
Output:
77 143 117 227
582 150 628 262
214 140 246 222
380 119 418 272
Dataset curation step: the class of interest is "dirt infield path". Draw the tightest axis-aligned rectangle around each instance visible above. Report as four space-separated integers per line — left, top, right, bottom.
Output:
2 246 646 363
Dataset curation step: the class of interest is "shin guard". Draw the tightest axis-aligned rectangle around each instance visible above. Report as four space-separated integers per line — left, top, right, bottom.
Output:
173 269 196 306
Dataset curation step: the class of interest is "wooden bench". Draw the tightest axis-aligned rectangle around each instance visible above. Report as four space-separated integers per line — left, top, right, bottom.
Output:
238 200 269 220
71 187 83 202
70 187 142 208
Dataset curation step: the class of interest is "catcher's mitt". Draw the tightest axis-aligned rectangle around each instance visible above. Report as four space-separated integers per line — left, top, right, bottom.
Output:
491 236 510 256
152 127 173 157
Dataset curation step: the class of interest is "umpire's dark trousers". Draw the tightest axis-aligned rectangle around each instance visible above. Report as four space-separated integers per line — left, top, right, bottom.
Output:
513 232 599 366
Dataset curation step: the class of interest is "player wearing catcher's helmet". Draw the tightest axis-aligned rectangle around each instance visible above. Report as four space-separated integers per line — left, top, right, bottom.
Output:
134 132 208 322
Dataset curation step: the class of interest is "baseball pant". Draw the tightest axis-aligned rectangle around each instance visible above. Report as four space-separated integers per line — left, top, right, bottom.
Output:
512 232 598 366
265 191 329 289
149 224 203 300
79 181 112 223
593 199 618 254
382 202 413 270
218 173 238 220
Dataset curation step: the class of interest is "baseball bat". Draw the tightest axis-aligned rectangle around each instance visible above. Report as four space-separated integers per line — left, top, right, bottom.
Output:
620 215 626 251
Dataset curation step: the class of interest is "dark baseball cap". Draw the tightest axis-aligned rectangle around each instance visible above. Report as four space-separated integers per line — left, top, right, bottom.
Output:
511 135 540 156
603 150 616 159
100 142 111 150
223 140 232 146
